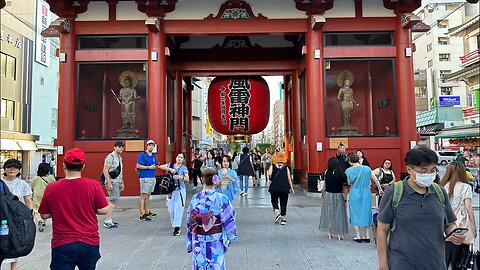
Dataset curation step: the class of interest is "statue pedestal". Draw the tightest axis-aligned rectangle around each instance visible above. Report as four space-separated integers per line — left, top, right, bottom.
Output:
337 125 358 135
117 128 138 139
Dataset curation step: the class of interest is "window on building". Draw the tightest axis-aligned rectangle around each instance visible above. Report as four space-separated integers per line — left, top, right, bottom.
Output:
324 32 394 46
441 87 452 95
325 59 397 137
78 35 148 49
1 99 15 119
437 20 448 28
427 43 432 51
0 52 16 80
439 54 450 61
51 108 57 128
440 70 451 79
438 37 449 45
428 60 433 67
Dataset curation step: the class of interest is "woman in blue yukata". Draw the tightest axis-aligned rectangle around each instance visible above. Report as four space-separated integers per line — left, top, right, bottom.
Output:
160 153 190 236
216 155 239 207
202 150 216 171
186 167 238 270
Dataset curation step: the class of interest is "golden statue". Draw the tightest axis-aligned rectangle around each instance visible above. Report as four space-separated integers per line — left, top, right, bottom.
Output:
116 71 140 138
336 70 359 134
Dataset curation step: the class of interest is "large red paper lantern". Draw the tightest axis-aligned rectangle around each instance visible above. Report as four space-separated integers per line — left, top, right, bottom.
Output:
208 76 270 135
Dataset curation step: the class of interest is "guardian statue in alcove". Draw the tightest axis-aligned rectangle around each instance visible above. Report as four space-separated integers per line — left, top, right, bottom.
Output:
337 70 359 135
116 71 140 138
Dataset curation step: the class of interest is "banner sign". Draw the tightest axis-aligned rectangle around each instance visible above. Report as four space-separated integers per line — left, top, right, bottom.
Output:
439 96 460 106
35 0 50 66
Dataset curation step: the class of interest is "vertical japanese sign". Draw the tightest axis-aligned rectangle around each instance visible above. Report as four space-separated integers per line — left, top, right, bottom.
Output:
228 77 251 132
35 0 50 67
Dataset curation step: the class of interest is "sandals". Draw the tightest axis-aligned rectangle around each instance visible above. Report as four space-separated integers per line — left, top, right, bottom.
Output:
353 237 362 243
327 233 334 239
338 235 344 241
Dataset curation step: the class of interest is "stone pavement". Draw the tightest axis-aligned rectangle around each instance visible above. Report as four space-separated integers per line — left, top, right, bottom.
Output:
11 176 479 270
13 178 382 270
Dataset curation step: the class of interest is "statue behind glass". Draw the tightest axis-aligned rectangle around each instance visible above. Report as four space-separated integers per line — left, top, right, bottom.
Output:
336 70 359 135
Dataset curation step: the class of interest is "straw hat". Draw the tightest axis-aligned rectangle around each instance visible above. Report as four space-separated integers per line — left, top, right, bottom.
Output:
272 152 286 164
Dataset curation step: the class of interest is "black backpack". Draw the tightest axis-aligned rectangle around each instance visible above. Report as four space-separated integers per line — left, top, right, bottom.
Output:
0 180 36 260
158 163 178 195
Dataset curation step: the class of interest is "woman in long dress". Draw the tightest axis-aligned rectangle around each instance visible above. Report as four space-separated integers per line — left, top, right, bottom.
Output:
345 153 382 243
216 155 239 206
159 153 190 236
186 167 237 270
319 158 349 240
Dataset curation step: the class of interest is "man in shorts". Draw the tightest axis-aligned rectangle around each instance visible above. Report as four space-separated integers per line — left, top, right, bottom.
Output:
102 141 124 228
137 140 158 221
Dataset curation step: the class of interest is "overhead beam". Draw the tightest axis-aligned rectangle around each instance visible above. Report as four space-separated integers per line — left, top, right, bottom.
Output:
163 19 307 35
174 60 301 75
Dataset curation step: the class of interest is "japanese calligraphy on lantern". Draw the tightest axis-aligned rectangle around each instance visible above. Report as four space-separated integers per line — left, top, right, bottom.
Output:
35 0 50 66
208 76 270 135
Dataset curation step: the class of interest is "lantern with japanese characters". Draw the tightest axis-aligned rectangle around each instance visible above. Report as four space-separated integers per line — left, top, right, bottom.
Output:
208 76 270 135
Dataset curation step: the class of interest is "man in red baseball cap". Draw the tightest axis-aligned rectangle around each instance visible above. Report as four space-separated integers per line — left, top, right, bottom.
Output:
39 148 111 269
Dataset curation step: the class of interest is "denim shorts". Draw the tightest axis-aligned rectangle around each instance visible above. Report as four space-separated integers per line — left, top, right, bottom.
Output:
51 242 100 270
140 177 156 194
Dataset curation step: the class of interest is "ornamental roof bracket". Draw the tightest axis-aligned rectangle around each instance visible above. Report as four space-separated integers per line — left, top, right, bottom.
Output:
145 17 161 32
311 14 326 30
46 0 89 18
401 13 421 29
136 0 178 18
41 18 71 37
383 0 422 14
294 0 334 16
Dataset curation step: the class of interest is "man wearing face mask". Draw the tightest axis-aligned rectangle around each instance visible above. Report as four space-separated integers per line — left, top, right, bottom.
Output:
376 146 464 270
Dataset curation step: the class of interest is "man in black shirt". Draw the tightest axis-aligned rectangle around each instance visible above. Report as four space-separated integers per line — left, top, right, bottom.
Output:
335 143 350 172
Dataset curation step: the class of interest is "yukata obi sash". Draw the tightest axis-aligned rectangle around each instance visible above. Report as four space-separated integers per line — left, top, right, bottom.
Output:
189 210 222 236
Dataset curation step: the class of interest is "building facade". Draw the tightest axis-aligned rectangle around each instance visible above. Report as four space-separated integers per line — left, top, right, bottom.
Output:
273 100 285 149
36 0 478 194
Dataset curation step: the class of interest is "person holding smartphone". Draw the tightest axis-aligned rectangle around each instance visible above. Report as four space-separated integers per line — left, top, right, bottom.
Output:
376 146 466 270
440 161 477 269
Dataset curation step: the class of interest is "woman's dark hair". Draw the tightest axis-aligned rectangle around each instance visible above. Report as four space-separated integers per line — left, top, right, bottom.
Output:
202 167 218 186
356 149 366 158
346 152 359 163
64 161 84 172
242 147 249 154
176 152 186 159
327 157 343 174
37 162 51 177
218 148 224 154
381 159 393 171
222 155 232 169
404 145 438 167
232 152 237 158
207 150 215 159
440 161 469 198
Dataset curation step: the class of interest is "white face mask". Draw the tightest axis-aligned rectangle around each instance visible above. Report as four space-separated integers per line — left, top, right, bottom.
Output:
414 172 436 187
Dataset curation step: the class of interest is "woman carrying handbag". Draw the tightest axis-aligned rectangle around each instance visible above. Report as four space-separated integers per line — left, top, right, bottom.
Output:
440 161 477 270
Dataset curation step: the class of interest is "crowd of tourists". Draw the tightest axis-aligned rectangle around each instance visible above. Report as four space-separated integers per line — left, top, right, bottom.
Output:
0 140 479 270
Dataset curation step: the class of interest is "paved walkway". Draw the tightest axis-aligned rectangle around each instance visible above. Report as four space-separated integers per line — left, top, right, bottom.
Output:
11 176 479 270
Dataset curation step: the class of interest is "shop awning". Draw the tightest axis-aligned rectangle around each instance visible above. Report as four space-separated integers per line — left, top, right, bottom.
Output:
15 140 38 151
435 132 480 138
418 123 444 135
0 139 22 150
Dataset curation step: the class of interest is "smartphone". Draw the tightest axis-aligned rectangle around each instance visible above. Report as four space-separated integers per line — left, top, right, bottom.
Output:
445 227 468 239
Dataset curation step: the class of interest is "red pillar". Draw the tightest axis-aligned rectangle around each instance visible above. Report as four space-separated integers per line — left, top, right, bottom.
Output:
291 70 302 184
175 71 183 156
283 76 291 167
305 19 326 191
395 14 418 167
184 77 193 168
147 22 167 164
56 17 77 174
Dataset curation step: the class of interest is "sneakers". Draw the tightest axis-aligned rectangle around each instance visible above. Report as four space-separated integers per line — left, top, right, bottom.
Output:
103 220 118 229
274 214 282 224
38 220 47 232
145 211 157 217
139 214 152 222
192 186 197 190
173 227 180 236
280 219 288 225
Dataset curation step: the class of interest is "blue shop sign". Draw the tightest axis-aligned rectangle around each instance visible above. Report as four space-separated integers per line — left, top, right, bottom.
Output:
439 96 460 106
